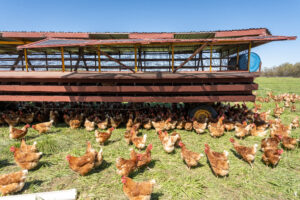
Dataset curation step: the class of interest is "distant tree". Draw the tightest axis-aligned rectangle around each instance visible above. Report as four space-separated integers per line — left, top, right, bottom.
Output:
262 62 300 77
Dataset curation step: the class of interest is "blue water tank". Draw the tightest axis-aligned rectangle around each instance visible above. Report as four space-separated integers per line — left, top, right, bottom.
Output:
238 52 261 72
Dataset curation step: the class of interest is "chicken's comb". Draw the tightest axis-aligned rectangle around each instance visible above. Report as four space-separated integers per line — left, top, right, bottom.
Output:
178 141 183 147
204 144 209 148
9 146 15 152
278 149 284 155
229 138 235 143
25 124 30 128
147 144 153 150
121 176 126 183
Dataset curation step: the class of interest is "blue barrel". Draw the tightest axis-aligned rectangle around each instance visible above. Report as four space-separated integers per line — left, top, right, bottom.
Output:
238 52 261 72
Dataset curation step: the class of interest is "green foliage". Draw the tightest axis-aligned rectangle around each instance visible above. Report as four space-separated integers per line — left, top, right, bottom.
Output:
263 62 300 77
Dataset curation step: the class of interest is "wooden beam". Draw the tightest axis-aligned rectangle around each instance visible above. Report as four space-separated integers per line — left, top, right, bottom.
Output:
173 42 208 72
10 51 23 71
0 84 258 93
97 45 101 72
61 47 65 72
0 41 28 45
0 95 256 103
99 50 135 73
24 49 28 72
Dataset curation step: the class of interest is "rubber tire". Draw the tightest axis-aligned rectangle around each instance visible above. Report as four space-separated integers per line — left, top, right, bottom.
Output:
188 105 218 120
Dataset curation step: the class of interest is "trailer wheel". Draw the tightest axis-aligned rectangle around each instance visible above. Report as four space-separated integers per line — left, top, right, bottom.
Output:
189 105 218 120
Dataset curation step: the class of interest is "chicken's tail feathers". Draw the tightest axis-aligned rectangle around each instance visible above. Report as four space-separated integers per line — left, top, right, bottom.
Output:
150 179 156 185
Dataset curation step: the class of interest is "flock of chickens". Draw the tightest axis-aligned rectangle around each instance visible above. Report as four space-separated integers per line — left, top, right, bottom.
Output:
0 92 299 199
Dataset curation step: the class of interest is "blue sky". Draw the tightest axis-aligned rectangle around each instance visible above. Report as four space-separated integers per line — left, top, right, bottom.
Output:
0 0 299 68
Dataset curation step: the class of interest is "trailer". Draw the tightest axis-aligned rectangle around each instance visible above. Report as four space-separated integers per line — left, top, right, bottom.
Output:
0 28 296 118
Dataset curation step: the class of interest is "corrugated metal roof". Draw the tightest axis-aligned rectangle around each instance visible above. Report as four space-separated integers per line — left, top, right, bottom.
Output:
17 35 297 50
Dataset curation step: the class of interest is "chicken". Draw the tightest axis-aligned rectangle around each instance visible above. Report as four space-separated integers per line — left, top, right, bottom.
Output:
2 114 20 126
19 112 35 124
130 144 152 168
176 117 185 130
261 135 282 152
110 115 122 128
49 110 59 124
223 120 235 132
126 115 134 131
96 117 108 130
0 170 28 196
151 119 170 132
63 114 70 126
192 118 207 134
281 136 299 150
69 118 82 129
66 141 97 176
250 123 268 137
179 141 204 169
208 116 225 138
230 138 258 168
270 123 292 138
132 134 147 150
32 120 54 134
116 149 140 177
84 118 95 132
290 104 296 112
121 176 155 200
291 116 299 129
20 139 38 153
9 124 30 140
95 127 114 145
158 131 179 153
170 131 181 147
262 148 283 167
204 144 229 177
235 121 251 138
142 118 152 130
10 146 43 170
184 119 193 131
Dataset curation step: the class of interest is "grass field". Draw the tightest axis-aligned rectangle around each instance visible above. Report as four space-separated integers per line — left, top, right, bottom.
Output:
0 77 299 200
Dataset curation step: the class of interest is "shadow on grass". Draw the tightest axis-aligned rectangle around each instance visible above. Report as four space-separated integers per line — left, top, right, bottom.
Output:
106 138 121 145
151 192 163 200
230 149 242 160
131 160 158 178
33 161 54 171
25 134 40 140
23 180 44 191
0 159 13 168
89 160 112 175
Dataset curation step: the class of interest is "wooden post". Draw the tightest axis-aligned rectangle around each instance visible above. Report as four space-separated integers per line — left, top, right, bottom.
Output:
134 45 137 72
210 45 212 72
24 49 28 72
61 47 65 72
248 42 252 72
97 45 101 72
171 44 174 72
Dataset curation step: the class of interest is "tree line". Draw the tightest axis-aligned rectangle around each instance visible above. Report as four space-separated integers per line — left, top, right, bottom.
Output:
262 62 300 77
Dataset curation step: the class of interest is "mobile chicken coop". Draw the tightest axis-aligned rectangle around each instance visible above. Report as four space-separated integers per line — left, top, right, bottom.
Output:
0 28 296 118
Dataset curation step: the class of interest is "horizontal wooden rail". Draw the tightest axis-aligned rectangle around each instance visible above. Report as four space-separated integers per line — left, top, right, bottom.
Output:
0 95 256 103
0 84 258 93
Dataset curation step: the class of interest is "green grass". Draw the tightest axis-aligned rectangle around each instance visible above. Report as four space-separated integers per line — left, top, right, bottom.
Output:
0 77 300 199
